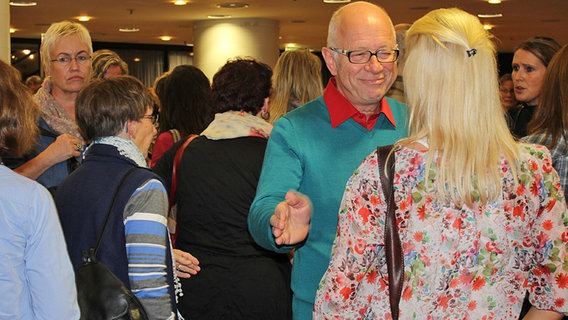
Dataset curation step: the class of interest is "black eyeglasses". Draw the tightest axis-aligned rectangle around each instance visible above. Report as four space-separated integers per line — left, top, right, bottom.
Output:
142 114 159 125
50 53 91 66
330 47 399 64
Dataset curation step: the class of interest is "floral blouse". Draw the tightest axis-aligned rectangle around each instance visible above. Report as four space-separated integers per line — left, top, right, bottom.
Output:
314 143 568 319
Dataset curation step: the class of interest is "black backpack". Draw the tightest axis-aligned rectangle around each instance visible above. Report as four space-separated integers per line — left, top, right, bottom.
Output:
75 167 149 320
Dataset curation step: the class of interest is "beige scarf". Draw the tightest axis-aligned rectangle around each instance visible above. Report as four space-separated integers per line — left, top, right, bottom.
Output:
34 79 82 140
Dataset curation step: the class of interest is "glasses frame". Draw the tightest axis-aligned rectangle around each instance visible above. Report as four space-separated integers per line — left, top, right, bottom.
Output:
142 114 159 126
330 47 400 64
50 53 92 66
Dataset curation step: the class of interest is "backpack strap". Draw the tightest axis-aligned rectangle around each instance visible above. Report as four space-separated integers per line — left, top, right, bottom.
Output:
84 167 138 263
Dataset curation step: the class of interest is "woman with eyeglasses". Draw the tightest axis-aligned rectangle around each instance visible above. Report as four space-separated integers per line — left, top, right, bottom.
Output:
54 76 181 319
6 21 91 193
499 73 517 110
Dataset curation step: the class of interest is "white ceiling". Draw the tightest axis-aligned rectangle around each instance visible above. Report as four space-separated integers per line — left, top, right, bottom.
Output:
9 0 568 53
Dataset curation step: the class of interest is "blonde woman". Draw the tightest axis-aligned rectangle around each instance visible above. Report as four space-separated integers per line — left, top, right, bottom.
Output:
268 49 323 123
313 8 568 319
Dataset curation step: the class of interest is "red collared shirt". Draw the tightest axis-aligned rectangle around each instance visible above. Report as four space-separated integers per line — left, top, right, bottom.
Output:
323 77 396 130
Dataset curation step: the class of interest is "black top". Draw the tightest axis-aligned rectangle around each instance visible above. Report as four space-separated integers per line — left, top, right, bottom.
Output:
154 136 292 320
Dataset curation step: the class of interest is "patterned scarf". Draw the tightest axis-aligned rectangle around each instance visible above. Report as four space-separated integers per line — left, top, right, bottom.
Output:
35 79 83 140
201 110 273 140
85 136 148 167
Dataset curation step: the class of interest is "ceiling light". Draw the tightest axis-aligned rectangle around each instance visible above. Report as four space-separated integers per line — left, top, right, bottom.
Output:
118 27 140 32
216 3 249 9
173 0 187 5
133 58 141 62
9 1 37 6
488 0 501 3
78 16 91 22
323 0 351 3
477 13 503 18
483 24 493 30
208 14 232 19
10 28 16 33
22 49 31 55
160 36 172 41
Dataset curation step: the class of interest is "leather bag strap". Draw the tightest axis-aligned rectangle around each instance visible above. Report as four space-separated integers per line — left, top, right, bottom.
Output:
377 145 404 320
169 134 198 207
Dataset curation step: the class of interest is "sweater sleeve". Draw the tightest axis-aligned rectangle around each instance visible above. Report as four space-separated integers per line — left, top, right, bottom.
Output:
248 117 300 253
123 178 176 320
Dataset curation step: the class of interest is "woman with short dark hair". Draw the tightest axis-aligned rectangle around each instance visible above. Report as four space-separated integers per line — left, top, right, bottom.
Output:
153 58 292 320
54 76 179 319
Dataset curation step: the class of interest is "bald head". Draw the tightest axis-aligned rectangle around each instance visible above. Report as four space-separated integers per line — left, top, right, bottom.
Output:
327 2 395 48
321 1 398 112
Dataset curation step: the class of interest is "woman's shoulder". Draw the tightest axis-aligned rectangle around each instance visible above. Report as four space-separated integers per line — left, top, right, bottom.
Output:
517 142 553 162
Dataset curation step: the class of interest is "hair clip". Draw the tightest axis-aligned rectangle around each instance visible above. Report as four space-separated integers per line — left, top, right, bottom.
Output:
466 48 477 57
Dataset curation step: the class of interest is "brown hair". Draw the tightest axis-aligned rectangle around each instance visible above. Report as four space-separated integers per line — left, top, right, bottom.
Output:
0 60 39 157
76 76 156 141
514 37 561 68
526 44 568 148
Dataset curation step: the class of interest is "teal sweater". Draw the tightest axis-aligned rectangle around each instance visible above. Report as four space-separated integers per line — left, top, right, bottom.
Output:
249 95 408 319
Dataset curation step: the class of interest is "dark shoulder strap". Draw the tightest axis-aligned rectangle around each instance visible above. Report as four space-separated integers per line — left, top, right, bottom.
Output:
377 145 404 320
169 134 199 207
90 167 139 259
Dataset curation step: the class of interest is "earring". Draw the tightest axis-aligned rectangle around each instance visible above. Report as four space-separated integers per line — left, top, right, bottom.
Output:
261 109 270 120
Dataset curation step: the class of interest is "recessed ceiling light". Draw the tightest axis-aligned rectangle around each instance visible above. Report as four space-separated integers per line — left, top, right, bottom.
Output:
9 28 16 33
22 49 31 55
118 27 140 32
488 0 501 3
477 13 503 18
133 58 141 62
208 14 232 19
9 1 37 6
160 36 172 41
216 3 249 9
173 0 187 5
323 0 351 3
77 16 91 22
483 24 493 30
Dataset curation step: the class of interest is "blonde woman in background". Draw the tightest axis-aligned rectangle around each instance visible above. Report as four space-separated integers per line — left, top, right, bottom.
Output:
269 49 323 123
9 21 91 192
91 49 129 79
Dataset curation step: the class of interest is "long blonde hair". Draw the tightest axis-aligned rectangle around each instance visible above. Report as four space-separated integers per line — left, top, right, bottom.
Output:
269 49 323 123
402 8 518 206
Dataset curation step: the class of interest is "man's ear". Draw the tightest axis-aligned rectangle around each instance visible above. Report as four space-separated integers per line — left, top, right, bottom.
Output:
321 47 338 76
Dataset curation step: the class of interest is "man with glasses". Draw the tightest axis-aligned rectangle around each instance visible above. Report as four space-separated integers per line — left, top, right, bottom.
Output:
248 2 408 319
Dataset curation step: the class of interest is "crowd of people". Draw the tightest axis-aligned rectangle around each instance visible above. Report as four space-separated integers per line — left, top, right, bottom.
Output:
1 1 567 320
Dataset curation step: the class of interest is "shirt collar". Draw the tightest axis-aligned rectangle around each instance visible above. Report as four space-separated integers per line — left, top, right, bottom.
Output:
323 77 396 130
